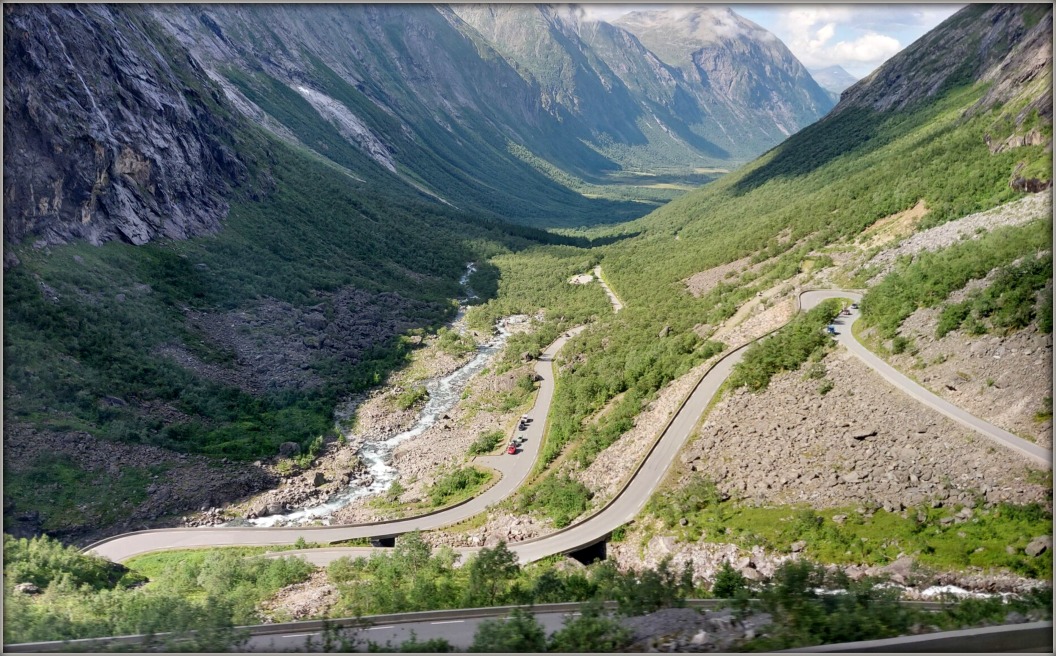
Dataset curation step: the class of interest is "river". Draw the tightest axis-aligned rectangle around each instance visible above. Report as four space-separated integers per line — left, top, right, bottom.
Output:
241 264 509 527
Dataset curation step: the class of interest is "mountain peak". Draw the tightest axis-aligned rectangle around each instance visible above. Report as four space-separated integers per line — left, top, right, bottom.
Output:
808 65 858 95
836 4 1052 116
615 6 777 68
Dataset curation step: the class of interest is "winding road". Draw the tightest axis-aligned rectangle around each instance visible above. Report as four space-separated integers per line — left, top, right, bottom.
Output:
593 265 624 312
86 289 1050 566
85 326 586 562
803 290 1050 468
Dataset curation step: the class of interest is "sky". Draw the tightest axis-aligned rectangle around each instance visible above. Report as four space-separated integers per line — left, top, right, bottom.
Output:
580 4 964 79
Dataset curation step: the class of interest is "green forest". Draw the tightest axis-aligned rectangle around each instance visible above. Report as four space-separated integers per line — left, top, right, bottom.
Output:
5 533 1049 649
3 3 1053 651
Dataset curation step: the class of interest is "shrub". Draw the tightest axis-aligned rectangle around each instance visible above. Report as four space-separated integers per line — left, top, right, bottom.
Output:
395 386 429 410
547 600 633 652
427 467 490 507
712 561 749 598
3 534 127 591
386 479 406 503
468 430 504 456
519 474 593 528
648 477 725 529
728 300 841 391
890 335 912 354
469 609 546 653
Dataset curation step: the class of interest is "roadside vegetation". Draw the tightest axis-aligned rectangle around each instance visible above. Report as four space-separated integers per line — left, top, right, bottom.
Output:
645 481 1052 580
727 300 842 391
736 559 1052 651
370 467 495 517
6 531 1051 650
323 532 697 619
467 429 505 456
2 535 306 646
860 220 1052 339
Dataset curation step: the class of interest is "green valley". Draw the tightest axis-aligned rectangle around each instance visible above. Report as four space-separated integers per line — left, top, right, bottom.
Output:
3 3 1053 652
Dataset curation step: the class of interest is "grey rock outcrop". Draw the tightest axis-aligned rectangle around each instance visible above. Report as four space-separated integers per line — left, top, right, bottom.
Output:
1024 535 1051 557
836 5 1052 117
278 442 301 458
3 4 249 248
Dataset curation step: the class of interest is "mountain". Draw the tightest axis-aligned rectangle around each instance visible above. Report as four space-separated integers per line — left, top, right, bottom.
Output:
2 2 1053 643
2 4 249 247
2 2 573 539
809 65 858 95
4 4 836 243
614 7 835 143
837 3 1052 117
148 4 835 221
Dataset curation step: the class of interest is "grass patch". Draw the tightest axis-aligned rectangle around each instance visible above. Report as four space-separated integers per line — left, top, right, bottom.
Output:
3 456 160 533
426 466 493 508
395 385 429 411
518 474 594 528
467 430 505 456
653 499 1052 579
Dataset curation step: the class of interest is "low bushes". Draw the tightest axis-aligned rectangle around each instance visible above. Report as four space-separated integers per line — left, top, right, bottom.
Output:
728 299 842 391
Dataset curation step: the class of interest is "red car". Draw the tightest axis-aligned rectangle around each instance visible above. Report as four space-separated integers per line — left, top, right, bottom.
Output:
507 444 518 455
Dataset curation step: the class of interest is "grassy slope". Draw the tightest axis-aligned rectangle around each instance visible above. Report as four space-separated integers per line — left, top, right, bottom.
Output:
473 58 1050 526
2 110 568 467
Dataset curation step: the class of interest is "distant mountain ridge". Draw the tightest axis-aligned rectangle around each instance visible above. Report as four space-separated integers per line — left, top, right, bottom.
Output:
809 65 858 96
614 7 834 140
3 4 836 242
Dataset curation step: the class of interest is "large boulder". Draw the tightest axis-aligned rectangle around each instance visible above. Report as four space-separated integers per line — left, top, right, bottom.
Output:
1025 535 1051 557
266 502 285 515
278 442 301 458
304 312 328 331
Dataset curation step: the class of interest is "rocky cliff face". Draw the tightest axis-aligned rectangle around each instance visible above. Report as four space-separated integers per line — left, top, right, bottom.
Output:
3 4 249 248
836 4 1052 119
614 7 834 142
809 65 858 96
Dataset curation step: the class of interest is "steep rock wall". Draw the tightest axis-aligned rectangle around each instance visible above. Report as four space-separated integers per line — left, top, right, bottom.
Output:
3 4 249 248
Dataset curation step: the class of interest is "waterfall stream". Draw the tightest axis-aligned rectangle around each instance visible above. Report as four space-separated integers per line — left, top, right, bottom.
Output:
241 264 507 527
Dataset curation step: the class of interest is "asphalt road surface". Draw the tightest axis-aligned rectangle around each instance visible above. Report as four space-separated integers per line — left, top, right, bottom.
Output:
88 288 1049 566
86 326 586 563
244 610 579 652
801 290 1051 468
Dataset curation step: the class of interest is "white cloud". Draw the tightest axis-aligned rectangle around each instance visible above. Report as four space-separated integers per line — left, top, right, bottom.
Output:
579 4 962 77
809 22 836 50
730 4 961 76
831 33 902 64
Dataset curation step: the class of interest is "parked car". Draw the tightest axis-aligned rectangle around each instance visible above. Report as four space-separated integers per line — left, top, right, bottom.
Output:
826 325 837 335
850 303 859 310
507 444 518 455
